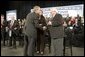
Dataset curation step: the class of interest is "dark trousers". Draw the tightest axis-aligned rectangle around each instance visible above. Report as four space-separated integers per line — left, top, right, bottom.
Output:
36 30 45 53
37 33 45 52
12 35 16 48
9 30 16 48
6 31 9 46
19 35 24 47
1 29 6 46
9 37 12 46
19 29 24 47
24 35 36 56
45 30 51 53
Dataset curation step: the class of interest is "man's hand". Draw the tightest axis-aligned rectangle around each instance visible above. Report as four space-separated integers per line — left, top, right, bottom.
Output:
1 25 2 28
43 26 47 30
47 21 52 25
14 28 17 30
63 22 67 27
39 24 42 26
68 21 71 25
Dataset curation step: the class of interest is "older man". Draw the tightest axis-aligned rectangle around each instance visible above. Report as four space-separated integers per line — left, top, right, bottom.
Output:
47 8 64 56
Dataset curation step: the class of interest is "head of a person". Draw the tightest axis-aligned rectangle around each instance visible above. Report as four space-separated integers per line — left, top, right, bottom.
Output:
1 14 4 19
18 19 20 21
39 10 43 16
12 16 15 21
50 8 58 17
33 6 41 15
77 14 79 17
71 16 75 20
67 14 69 17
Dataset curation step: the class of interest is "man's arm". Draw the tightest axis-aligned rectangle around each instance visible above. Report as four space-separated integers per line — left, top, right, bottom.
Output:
34 18 47 30
33 18 43 30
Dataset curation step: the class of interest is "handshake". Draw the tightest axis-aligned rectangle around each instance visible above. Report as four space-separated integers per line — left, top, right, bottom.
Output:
39 24 47 30
14 27 17 30
39 24 42 26
47 21 52 25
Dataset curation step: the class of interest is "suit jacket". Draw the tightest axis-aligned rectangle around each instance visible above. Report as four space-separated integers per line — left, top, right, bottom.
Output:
8 20 19 30
8 20 19 36
23 12 40 38
49 14 64 39
38 15 47 27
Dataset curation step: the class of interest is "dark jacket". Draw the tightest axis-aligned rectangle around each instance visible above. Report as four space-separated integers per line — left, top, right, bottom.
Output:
8 20 19 36
37 15 47 33
8 20 19 30
49 14 64 39
23 12 41 38
1 20 7 30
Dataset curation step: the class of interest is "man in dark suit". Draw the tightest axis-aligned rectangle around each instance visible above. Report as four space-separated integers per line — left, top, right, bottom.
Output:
8 17 19 48
12 20 19 48
47 8 64 56
23 6 43 56
18 19 24 47
1 14 6 46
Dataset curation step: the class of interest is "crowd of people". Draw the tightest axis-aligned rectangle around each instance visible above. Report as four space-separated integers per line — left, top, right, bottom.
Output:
1 6 84 56
1 15 25 48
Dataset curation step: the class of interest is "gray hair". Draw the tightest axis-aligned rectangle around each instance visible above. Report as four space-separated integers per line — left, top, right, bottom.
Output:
50 8 58 13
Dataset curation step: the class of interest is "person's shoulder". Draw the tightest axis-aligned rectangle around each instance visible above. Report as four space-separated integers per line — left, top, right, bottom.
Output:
27 12 33 16
57 14 62 16
26 12 33 18
55 14 62 18
41 15 45 18
27 12 36 17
